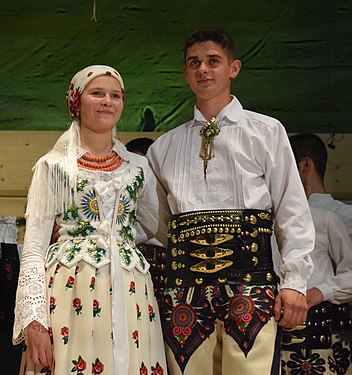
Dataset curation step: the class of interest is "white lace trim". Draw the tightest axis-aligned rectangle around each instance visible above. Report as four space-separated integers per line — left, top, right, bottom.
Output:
13 266 48 344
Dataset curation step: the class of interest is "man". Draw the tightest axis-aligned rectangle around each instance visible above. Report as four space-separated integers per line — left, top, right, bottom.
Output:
147 27 314 375
285 133 352 374
289 133 352 240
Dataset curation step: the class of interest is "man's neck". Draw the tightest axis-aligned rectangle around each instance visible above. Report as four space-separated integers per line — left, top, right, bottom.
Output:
196 94 232 121
304 177 326 198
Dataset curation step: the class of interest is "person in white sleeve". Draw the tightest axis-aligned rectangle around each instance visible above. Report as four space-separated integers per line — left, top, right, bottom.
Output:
282 133 352 374
146 26 315 375
13 65 168 375
289 133 352 241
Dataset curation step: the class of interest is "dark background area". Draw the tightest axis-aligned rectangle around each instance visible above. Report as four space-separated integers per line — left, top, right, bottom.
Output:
1 0 351 134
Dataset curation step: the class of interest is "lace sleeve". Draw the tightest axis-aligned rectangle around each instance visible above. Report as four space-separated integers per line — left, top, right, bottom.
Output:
13 266 48 344
13 217 54 344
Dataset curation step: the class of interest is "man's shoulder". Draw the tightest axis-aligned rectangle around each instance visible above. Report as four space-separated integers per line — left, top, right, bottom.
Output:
309 194 352 228
153 121 190 145
310 193 351 212
242 109 282 128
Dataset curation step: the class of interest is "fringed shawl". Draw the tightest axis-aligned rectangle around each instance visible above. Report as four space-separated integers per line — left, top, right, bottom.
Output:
25 120 81 219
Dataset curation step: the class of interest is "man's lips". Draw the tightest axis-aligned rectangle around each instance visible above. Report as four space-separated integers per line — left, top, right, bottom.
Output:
197 78 213 84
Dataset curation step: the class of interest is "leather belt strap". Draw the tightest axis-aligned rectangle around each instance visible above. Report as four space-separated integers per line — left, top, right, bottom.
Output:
281 301 348 350
166 270 279 288
137 243 167 293
330 302 352 335
165 209 277 288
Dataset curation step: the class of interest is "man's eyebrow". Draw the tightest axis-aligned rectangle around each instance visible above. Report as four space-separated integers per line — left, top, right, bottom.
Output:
186 53 223 62
186 55 199 62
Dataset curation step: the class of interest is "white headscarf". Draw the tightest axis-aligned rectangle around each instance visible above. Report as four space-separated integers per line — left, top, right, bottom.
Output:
26 65 124 219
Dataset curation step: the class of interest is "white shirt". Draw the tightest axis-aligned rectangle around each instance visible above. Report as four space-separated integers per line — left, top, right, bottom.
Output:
308 193 352 242
147 96 314 293
308 207 352 304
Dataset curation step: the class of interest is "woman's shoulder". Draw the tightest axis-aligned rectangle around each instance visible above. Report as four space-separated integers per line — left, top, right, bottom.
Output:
127 151 148 165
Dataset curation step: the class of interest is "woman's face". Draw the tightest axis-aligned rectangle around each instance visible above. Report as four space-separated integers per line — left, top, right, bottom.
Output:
79 75 124 134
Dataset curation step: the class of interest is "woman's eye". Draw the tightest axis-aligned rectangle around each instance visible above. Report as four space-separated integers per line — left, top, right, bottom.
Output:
92 91 103 96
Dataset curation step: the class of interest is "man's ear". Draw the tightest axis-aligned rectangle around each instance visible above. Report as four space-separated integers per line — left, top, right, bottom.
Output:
230 59 241 79
301 157 314 172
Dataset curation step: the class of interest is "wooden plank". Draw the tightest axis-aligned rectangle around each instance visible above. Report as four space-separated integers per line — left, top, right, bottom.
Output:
0 131 162 195
0 132 351 218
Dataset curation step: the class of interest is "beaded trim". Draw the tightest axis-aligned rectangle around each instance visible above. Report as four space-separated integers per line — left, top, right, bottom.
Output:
78 150 124 171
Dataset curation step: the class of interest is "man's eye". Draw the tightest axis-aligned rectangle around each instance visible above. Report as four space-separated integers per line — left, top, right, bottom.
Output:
209 58 219 65
190 60 199 68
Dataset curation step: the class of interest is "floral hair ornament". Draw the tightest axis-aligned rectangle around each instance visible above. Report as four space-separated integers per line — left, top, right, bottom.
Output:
66 65 125 119
26 65 125 220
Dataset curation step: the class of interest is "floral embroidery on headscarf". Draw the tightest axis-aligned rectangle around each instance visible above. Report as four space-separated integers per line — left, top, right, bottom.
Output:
66 65 125 119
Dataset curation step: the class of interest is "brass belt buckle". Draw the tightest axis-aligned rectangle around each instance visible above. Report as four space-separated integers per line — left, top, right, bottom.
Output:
190 233 234 246
282 324 306 346
190 259 233 273
190 246 234 260
282 336 306 346
283 324 306 332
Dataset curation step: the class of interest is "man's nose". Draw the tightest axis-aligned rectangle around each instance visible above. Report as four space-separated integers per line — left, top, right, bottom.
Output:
198 61 208 73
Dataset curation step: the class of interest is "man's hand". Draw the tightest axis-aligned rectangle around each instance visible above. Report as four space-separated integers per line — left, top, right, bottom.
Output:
274 288 308 328
306 287 324 309
27 321 53 370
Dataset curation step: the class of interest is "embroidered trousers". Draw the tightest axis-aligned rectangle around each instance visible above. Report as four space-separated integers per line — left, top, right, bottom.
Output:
160 283 281 375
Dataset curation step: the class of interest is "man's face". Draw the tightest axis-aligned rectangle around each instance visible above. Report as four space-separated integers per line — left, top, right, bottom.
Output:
183 41 241 101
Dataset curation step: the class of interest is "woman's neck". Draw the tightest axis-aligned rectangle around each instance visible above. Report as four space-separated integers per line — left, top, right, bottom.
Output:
80 129 114 157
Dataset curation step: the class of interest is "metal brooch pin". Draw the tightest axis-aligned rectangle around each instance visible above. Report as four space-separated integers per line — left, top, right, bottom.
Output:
199 117 220 179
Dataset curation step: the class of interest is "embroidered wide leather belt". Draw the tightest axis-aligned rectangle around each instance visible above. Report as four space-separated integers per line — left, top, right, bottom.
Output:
165 209 278 288
137 243 167 294
282 302 352 351
330 302 352 336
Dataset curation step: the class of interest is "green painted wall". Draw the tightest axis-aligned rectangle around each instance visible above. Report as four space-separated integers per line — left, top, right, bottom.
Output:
1 0 351 134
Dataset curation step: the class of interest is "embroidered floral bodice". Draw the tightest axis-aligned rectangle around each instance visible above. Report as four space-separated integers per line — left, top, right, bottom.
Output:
13 152 168 344
46 167 148 272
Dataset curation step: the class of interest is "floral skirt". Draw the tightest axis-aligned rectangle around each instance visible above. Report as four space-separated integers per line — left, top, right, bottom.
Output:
19 260 167 374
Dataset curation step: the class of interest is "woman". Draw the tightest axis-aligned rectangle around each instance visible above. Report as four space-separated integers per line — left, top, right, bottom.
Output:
13 65 168 374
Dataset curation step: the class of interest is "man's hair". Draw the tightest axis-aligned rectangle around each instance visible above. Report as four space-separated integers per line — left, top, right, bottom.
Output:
289 133 328 180
184 26 236 62
125 137 154 156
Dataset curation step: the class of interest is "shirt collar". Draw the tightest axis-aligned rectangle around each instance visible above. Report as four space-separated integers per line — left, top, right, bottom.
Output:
190 95 243 128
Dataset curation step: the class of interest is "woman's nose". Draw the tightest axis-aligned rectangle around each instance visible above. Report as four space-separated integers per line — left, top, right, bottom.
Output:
101 94 112 106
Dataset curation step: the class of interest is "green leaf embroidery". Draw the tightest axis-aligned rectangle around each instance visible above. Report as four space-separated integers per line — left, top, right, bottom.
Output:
126 168 144 202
